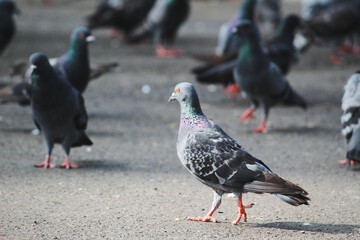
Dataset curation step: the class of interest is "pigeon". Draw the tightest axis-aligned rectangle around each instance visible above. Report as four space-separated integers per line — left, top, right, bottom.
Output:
86 0 156 38
263 14 302 75
0 0 20 54
340 71 360 166
127 0 190 58
169 82 309 224
29 52 92 169
192 14 302 97
0 27 118 106
303 0 360 63
233 20 307 133
256 0 282 41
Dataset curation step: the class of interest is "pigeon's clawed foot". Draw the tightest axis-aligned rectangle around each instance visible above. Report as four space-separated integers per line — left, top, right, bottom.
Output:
109 29 121 39
187 216 218 223
224 83 240 98
338 42 360 55
329 54 344 64
60 156 78 169
156 45 183 58
232 194 254 225
252 120 267 133
34 155 55 168
239 107 256 122
339 159 360 166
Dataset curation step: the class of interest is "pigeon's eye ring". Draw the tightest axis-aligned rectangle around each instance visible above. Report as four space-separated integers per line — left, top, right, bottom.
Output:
176 88 180 93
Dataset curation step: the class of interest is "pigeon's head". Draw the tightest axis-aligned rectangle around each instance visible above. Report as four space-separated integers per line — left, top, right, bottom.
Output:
232 20 254 37
71 27 95 44
169 82 203 114
0 0 20 15
280 14 302 34
29 52 50 70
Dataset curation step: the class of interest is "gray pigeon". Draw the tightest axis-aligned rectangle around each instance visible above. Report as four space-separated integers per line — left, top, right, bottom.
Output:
30 52 92 169
0 0 19 54
233 20 307 133
169 82 309 224
340 70 360 166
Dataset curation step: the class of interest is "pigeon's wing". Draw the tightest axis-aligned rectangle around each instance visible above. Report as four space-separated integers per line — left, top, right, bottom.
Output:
194 59 237 86
33 118 41 131
182 129 272 189
341 72 360 141
73 92 88 130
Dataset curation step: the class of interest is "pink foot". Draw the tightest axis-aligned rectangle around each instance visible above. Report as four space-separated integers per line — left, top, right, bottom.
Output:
232 194 254 225
239 107 256 122
60 156 78 169
224 83 240 98
329 54 343 64
339 159 360 166
34 155 55 168
252 120 267 133
187 216 218 223
156 45 183 58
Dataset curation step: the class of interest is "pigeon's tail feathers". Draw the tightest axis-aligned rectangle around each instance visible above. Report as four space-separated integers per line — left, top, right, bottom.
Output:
194 60 236 85
72 132 93 148
347 124 360 161
192 64 214 75
0 84 30 106
272 193 310 206
244 172 310 206
90 62 120 80
282 82 307 110
126 25 152 44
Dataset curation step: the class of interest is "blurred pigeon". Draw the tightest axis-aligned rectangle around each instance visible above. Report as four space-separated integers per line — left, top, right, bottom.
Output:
86 0 156 38
233 20 306 133
127 0 190 58
216 0 257 56
263 14 302 75
192 14 302 97
29 52 92 169
256 0 282 41
0 27 119 105
340 71 360 166
303 0 360 63
0 0 20 54
169 82 309 224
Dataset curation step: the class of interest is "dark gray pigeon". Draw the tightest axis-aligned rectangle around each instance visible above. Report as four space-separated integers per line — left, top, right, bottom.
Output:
340 70 360 167
169 82 309 224
127 0 190 58
30 52 92 169
0 0 20 54
233 20 307 133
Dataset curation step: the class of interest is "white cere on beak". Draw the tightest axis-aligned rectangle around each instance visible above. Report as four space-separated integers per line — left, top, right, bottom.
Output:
86 35 96 43
30 65 37 71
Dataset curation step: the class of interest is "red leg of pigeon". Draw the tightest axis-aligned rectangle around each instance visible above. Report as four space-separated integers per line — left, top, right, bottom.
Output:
166 47 184 57
232 193 253 225
60 156 78 169
34 155 55 168
187 204 220 223
188 191 222 223
239 107 256 122
339 159 360 166
338 42 360 55
156 45 168 58
253 120 267 133
109 29 121 39
224 83 240 98
329 54 343 64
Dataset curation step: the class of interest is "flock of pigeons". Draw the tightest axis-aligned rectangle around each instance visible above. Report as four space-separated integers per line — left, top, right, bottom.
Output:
0 0 359 224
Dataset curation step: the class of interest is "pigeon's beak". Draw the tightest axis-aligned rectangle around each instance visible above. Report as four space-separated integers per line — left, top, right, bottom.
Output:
30 64 37 71
86 35 96 43
168 92 176 102
231 27 238 35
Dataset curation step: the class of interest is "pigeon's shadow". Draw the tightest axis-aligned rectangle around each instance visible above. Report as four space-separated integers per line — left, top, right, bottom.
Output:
254 222 359 234
76 159 155 172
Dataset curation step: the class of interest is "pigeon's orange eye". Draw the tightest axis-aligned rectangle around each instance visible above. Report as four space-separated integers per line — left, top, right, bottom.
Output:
176 88 180 93
79 33 84 38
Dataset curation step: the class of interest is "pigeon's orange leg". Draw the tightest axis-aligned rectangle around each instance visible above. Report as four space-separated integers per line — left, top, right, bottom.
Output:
60 156 78 169
339 159 360 166
224 83 240 98
188 191 222 223
156 45 183 58
329 54 343 64
232 193 254 225
253 120 267 133
187 204 220 223
239 107 256 122
34 155 55 168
